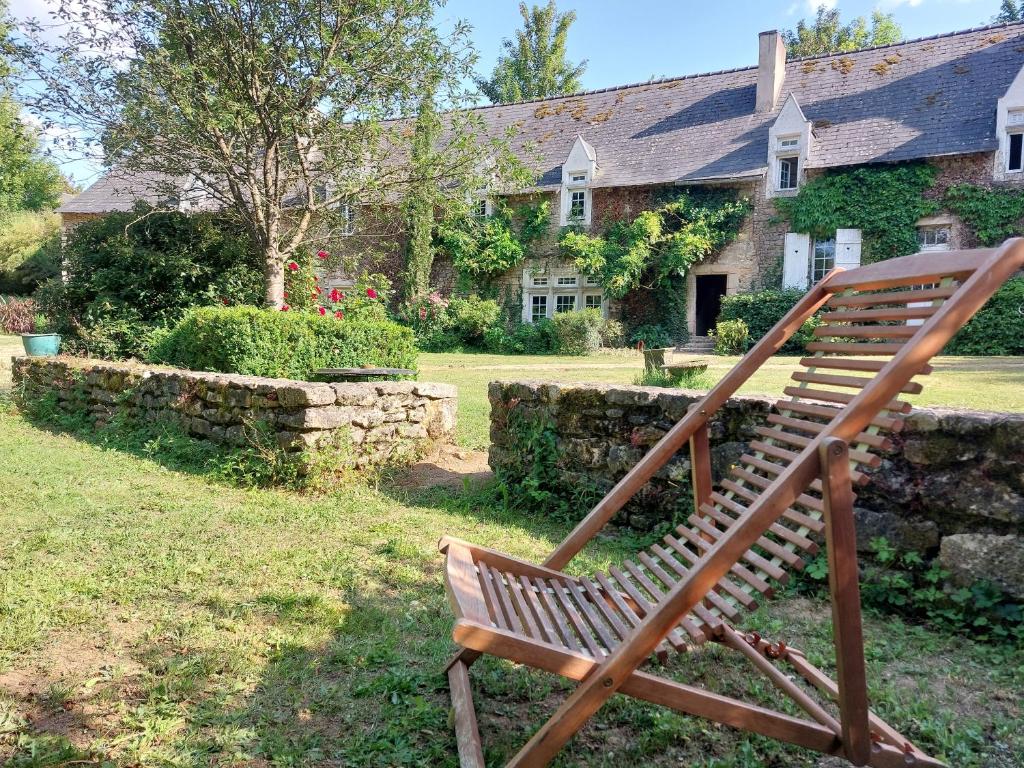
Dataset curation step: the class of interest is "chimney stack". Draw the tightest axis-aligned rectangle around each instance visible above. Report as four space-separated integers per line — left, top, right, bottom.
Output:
756 30 787 113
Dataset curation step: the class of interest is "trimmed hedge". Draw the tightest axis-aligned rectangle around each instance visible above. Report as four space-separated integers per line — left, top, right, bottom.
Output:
946 277 1024 356
716 289 819 354
149 306 417 379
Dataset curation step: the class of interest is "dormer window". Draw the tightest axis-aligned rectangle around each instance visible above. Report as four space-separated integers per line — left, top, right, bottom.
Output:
778 137 799 151
560 135 597 225
994 69 1024 180
570 172 587 184
569 190 586 220
766 96 811 198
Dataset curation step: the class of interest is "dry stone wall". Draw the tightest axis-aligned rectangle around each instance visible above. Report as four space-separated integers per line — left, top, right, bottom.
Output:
14 357 457 468
489 380 1024 598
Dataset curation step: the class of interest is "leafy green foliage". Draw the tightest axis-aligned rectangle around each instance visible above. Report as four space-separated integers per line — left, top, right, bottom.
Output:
149 305 417 379
946 277 1024 356
944 184 1024 246
0 97 67 214
0 295 35 333
774 162 938 262
712 318 749 355
476 0 587 104
717 289 821 354
403 78 441 301
35 206 264 359
560 189 751 299
483 319 555 354
435 200 549 281
634 366 714 389
549 308 603 355
0 211 61 294
628 324 672 349
397 294 502 351
995 0 1023 23
797 538 1024 644
783 6 902 57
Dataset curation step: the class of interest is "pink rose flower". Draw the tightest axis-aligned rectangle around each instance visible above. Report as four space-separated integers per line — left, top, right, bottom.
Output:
280 304 290 311
287 261 299 272
366 287 378 299
317 250 329 260
329 288 341 302
318 306 326 316
334 310 344 319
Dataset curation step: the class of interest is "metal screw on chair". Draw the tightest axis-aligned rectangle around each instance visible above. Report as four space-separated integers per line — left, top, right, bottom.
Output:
602 677 613 688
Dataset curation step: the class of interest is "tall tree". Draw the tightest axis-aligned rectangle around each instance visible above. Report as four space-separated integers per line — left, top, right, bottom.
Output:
783 5 903 58
995 1 1023 22
13 0 522 307
477 1 586 104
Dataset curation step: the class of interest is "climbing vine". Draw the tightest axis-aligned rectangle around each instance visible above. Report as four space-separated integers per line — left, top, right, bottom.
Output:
557 188 751 298
434 200 549 281
773 162 939 262
944 184 1024 246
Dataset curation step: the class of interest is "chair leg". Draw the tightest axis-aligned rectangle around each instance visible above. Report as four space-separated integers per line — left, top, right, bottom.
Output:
448 657 485 768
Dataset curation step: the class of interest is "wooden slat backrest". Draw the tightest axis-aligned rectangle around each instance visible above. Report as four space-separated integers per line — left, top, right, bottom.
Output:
628 239 1024 633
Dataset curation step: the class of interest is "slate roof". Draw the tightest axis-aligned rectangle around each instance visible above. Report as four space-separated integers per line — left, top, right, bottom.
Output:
60 21 1024 213
58 169 185 214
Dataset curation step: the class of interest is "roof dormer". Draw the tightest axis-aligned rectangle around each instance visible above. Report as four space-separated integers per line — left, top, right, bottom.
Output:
560 135 597 226
995 63 1024 182
766 95 812 198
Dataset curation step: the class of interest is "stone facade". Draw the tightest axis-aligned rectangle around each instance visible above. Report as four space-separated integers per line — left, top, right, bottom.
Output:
488 380 1024 592
14 357 457 468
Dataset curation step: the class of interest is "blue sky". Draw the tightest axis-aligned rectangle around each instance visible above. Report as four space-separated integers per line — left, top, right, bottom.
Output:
8 0 1003 184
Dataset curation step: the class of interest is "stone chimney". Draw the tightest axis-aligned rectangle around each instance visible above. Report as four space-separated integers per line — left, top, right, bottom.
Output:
756 30 787 113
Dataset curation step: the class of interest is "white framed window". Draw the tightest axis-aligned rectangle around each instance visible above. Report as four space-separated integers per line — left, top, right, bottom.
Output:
556 276 578 287
569 190 587 220
778 156 799 190
531 295 548 322
531 276 549 287
341 203 356 236
473 198 488 217
778 136 800 150
918 226 951 250
583 275 600 287
584 294 602 311
570 172 587 184
811 238 836 283
555 294 576 313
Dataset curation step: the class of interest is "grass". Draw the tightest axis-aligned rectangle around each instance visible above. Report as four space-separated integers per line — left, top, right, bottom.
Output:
418 350 1024 449
0 404 1021 767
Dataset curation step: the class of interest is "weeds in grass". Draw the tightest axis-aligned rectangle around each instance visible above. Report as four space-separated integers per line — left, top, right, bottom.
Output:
633 366 714 389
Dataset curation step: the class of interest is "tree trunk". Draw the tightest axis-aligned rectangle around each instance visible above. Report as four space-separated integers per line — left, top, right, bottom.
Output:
264 246 285 307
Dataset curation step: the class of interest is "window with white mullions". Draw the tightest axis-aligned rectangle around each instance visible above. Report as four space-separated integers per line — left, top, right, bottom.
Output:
584 294 602 311
569 190 586 220
555 294 576 313
531 295 548 322
918 226 950 250
779 156 799 190
811 238 835 282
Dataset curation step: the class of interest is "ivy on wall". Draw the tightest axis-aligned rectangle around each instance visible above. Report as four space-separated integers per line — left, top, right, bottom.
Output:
557 189 751 298
773 162 939 262
433 200 549 282
944 184 1024 246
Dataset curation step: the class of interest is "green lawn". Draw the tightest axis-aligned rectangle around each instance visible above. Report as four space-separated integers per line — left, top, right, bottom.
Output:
0 405 1021 766
419 350 1024 449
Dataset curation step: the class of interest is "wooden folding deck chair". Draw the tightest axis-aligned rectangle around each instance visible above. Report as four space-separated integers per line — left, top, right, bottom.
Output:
439 238 1024 768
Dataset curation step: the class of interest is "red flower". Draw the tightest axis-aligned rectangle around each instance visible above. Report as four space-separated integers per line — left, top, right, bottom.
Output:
280 304 290 311
314 285 322 294
287 261 299 271
220 297 229 305
318 306 326 316
329 288 341 303
366 287 378 299
283 291 289 298
317 250 329 260
334 310 344 319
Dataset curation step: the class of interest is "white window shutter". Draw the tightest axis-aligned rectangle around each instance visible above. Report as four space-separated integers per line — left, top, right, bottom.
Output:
835 228 862 270
782 232 811 290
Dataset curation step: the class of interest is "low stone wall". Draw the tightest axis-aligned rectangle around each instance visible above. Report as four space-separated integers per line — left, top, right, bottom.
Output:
489 380 1024 598
13 357 457 468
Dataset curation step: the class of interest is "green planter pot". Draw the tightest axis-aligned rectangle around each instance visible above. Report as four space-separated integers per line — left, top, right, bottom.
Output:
21 333 62 357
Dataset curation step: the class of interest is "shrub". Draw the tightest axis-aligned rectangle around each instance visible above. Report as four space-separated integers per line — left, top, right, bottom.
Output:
599 318 626 348
149 306 417 379
550 309 603 355
38 205 264 359
0 295 37 333
717 289 820 354
946 277 1024 355
484 320 554 354
712 318 749 355
628 324 672 349
446 296 501 345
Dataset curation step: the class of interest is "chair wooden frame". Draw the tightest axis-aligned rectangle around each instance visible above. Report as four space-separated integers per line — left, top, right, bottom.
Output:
440 239 1024 768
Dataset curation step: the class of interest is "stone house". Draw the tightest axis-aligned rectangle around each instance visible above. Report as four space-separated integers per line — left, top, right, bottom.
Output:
59 21 1024 337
